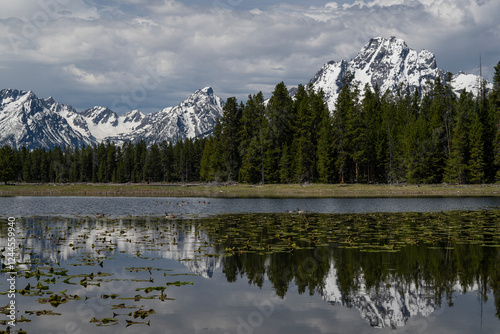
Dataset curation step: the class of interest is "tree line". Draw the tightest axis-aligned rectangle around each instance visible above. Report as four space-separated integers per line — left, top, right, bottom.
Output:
202 62 500 184
0 139 205 184
1 61 499 185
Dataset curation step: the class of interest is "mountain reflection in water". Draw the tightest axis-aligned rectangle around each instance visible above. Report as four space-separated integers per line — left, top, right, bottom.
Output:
1 212 499 332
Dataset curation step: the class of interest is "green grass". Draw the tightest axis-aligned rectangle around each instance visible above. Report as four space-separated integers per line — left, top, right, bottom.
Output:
1 182 500 198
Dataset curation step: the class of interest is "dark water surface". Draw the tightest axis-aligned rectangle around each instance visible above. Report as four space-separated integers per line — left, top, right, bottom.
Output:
1 199 500 333
1 196 500 217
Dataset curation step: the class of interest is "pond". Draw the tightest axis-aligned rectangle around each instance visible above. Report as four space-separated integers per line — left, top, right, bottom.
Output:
1 198 500 333
1 196 500 217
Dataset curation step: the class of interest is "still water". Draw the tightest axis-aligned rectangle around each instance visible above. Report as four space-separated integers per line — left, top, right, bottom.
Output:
1 196 500 217
0 198 499 334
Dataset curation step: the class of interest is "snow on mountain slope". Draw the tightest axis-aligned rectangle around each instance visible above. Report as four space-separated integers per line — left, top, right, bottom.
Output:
309 37 491 111
0 89 95 149
142 87 224 145
0 37 492 149
0 87 224 149
79 107 146 142
321 260 479 329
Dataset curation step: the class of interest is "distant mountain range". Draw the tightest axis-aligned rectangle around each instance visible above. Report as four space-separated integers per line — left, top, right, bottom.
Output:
0 36 490 149
0 87 224 149
309 36 490 111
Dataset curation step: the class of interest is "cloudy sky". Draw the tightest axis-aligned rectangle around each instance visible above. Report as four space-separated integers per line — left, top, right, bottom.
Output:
0 0 498 114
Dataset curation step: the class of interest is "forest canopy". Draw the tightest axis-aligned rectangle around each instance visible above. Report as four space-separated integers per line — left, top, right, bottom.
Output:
1 61 500 185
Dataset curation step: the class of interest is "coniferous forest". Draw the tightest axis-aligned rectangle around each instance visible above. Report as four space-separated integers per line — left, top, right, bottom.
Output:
1 62 500 185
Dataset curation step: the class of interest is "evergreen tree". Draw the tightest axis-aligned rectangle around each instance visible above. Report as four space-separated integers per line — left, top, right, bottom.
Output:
69 146 81 182
279 143 294 183
161 141 174 182
490 61 500 181
21 146 32 182
106 143 117 182
468 112 485 183
292 86 329 182
0 145 16 184
239 135 264 183
200 121 225 181
144 143 162 182
264 82 294 183
333 72 359 183
444 91 473 184
220 97 242 180
239 92 266 183
133 140 147 182
360 84 381 183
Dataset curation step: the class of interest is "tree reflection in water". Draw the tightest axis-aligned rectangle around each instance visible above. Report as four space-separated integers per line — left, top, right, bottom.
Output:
2 210 499 330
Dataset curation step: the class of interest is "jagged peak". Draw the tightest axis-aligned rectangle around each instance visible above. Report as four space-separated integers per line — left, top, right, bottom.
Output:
81 106 115 116
20 90 36 99
200 86 214 95
1 88 26 97
124 109 144 117
362 36 407 51
123 109 145 123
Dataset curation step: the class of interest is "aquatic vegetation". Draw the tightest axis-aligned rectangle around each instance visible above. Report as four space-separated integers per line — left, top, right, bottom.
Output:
0 210 499 333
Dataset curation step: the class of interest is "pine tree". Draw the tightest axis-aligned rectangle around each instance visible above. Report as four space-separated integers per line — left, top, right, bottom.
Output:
317 110 334 183
160 141 174 182
333 72 359 183
0 145 16 184
220 97 242 180
264 82 294 183
106 143 117 182
279 143 294 183
239 135 264 183
490 61 500 181
133 140 147 182
69 146 81 182
444 91 473 184
468 112 485 183
144 143 162 182
239 92 266 183
21 146 32 182
200 121 224 181
293 85 314 182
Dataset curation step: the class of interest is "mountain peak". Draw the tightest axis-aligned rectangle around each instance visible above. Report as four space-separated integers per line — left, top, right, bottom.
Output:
0 87 224 149
309 36 488 111
200 86 214 95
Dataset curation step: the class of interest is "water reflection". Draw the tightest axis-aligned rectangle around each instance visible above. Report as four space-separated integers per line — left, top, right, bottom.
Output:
1 212 499 332
2 196 500 217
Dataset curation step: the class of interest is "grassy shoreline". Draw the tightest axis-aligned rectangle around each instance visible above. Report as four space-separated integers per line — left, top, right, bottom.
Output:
1 182 500 198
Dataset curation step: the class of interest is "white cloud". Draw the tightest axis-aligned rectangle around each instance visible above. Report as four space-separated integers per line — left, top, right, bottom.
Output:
0 0 498 113
63 64 113 86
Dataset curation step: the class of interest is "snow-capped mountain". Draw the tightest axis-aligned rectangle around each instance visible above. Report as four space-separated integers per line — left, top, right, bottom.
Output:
322 265 437 329
79 107 147 142
1 37 493 149
0 89 95 149
309 36 491 111
0 87 224 149
111 87 225 146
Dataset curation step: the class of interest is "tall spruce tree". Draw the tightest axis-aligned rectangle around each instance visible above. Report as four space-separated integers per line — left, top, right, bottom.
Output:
333 72 359 183
444 91 473 184
220 97 243 181
239 92 266 183
317 104 334 183
0 145 16 184
264 82 294 183
490 61 500 181
468 111 486 183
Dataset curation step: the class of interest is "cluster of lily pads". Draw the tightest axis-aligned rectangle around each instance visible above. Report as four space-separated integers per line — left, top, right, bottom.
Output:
200 210 500 255
1 209 500 333
0 216 204 334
